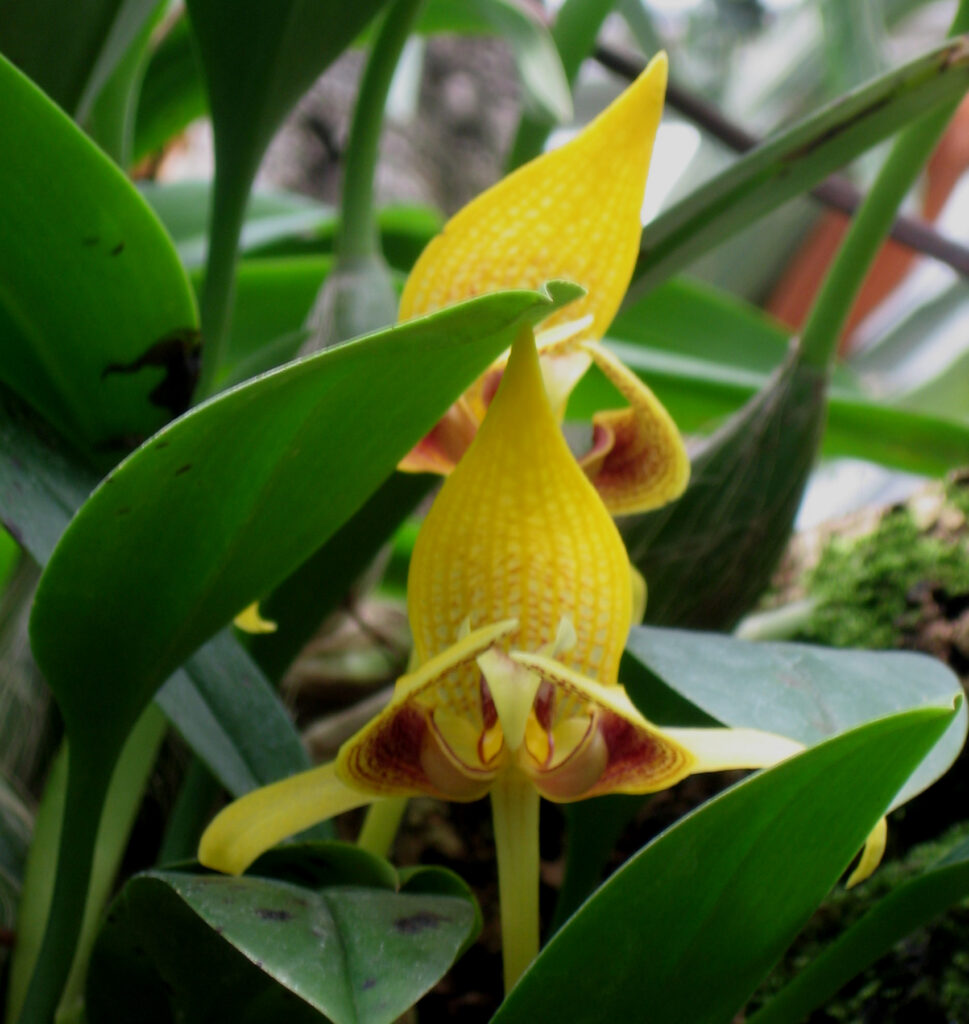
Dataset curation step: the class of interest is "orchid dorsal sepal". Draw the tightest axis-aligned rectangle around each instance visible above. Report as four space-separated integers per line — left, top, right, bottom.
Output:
846 816 888 888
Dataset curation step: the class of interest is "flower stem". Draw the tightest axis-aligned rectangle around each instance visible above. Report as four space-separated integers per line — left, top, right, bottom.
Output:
339 0 424 260
491 770 541 994
357 797 408 857
799 0 969 372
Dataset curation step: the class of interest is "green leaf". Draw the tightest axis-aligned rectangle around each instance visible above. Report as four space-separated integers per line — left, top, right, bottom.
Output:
0 0 159 120
132 13 207 161
494 705 955 1024
625 626 966 811
627 39 969 303
81 0 165 165
87 844 479 1024
0 55 198 454
5 707 167 1024
141 182 337 270
0 383 309 800
249 471 433 682
622 348 826 630
749 836 969 1024
157 630 312 798
184 0 393 390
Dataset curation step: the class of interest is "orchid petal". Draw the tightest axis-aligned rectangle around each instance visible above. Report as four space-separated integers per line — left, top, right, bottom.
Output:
408 329 632 685
630 563 648 625
398 53 669 345
198 762 373 876
579 341 690 515
337 620 517 798
846 816 888 888
661 727 804 772
510 651 696 799
233 601 277 634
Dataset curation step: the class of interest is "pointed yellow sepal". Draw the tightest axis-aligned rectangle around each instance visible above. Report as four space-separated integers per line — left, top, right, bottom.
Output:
233 602 277 634
398 52 669 346
407 328 632 683
198 762 373 876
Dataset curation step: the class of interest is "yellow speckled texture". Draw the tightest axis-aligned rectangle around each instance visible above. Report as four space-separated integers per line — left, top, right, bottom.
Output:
398 53 668 344
408 328 632 686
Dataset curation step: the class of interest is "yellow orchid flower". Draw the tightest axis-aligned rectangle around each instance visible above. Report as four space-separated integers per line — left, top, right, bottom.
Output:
199 326 807 990
396 52 689 518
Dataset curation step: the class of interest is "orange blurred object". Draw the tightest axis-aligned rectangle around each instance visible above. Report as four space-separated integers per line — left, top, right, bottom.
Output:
766 94 969 353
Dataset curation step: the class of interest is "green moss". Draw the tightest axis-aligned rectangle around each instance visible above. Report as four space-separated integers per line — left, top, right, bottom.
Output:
796 494 969 650
750 821 969 1023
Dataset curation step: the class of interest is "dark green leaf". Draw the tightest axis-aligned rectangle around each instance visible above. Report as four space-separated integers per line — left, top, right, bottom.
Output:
132 14 207 161
494 706 955 1024
0 0 159 119
249 471 433 682
627 39 969 302
0 55 198 454
749 837 969 1024
87 845 479 1024
622 346 825 629
625 626 966 810
0 383 309 800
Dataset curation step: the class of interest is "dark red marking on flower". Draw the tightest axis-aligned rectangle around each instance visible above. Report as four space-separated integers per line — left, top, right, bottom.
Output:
347 704 430 793
479 677 498 731
394 911 448 934
592 711 685 793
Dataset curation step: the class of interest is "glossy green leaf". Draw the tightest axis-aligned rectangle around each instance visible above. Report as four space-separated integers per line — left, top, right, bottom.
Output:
87 844 479 1024
0 0 159 119
625 626 966 811
132 13 207 161
627 39 969 303
0 383 309 801
249 471 433 682
185 0 393 387
0 55 198 454
749 836 969 1024
494 706 955 1024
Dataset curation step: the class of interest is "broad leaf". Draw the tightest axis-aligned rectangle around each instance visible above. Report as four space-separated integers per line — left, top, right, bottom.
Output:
0 55 198 454
494 705 955 1024
625 626 966 811
87 844 479 1024
627 39 969 302
0 383 308 799
132 13 207 161
749 835 969 1024
0 0 160 120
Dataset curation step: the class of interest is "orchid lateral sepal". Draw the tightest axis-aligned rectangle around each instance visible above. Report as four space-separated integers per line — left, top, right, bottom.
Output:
198 762 373 877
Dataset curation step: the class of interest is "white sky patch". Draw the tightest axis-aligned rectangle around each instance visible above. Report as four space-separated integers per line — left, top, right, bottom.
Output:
641 120 701 224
